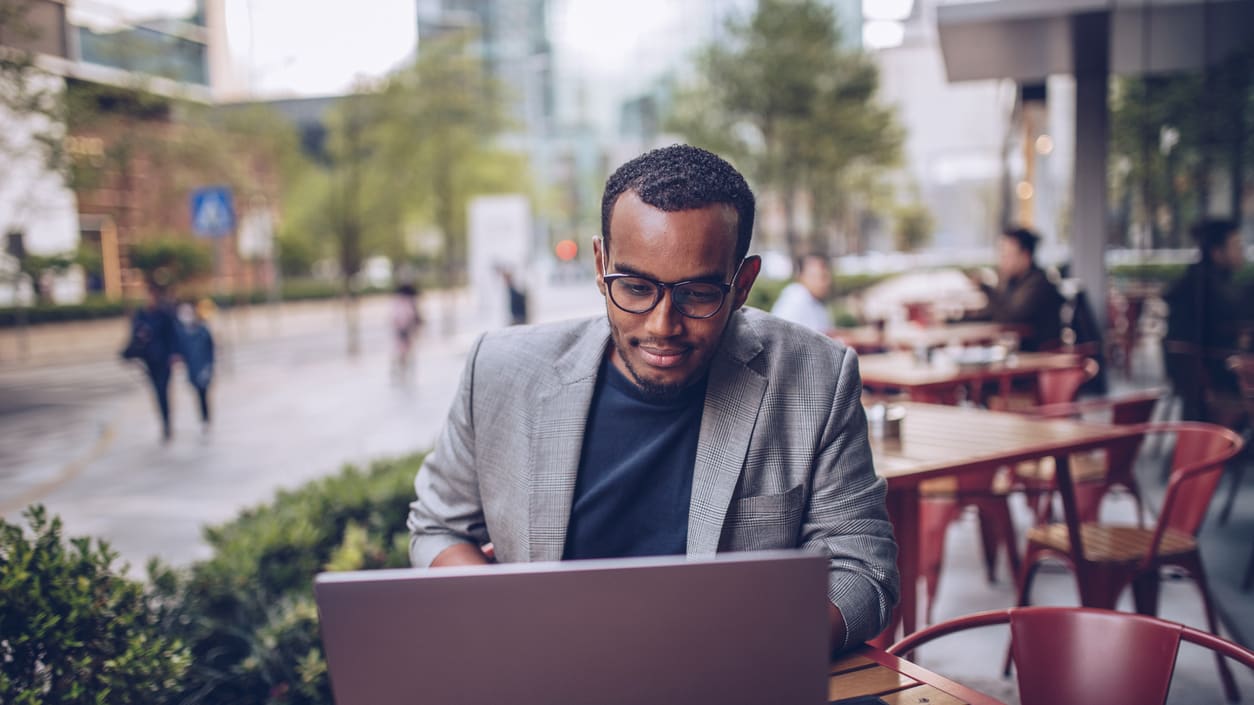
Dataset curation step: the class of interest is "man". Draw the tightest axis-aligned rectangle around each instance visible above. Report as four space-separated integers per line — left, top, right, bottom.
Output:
1164 219 1251 422
771 253 834 333
408 145 898 650
969 226 1064 352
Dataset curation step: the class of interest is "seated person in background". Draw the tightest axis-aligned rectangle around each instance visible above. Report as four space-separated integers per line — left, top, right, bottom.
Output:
408 145 899 652
770 253 834 333
968 226 1064 351
1163 219 1251 423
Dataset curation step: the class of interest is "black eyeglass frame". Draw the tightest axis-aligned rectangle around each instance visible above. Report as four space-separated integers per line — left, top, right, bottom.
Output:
600 259 745 320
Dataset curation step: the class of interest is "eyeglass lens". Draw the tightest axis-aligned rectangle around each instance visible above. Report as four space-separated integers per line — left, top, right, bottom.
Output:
609 277 726 318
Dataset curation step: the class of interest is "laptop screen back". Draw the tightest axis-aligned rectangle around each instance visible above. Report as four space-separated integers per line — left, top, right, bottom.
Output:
314 550 829 705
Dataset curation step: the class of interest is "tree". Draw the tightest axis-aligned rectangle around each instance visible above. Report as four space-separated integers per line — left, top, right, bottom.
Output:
668 0 902 258
1110 50 1253 247
0 0 66 214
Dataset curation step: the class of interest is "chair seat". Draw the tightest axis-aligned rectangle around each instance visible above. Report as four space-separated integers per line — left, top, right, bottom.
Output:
1026 523 1197 562
921 469 1014 497
1015 452 1107 485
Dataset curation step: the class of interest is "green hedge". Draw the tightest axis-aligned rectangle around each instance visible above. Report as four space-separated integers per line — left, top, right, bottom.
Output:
170 452 424 705
0 506 190 704
1 453 426 705
0 281 391 328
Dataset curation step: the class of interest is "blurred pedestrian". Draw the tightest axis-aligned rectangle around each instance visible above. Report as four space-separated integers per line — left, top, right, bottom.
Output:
391 283 424 382
770 253 834 333
500 269 528 325
178 298 216 434
967 226 1064 351
122 283 181 442
1163 219 1252 423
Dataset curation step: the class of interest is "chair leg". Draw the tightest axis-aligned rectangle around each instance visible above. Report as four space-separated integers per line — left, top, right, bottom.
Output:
1178 554 1240 702
976 506 1001 583
1244 542 1254 592
1217 460 1245 526
919 498 958 625
1131 571 1161 616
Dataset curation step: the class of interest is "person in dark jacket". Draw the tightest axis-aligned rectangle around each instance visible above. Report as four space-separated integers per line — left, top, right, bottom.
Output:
969 226 1065 352
124 284 182 442
178 298 216 432
1163 219 1251 422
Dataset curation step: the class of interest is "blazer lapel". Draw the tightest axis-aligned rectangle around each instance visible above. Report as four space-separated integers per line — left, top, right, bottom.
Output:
688 312 767 555
528 319 609 562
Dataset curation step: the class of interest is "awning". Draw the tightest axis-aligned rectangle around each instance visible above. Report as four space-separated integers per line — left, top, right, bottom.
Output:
937 0 1254 83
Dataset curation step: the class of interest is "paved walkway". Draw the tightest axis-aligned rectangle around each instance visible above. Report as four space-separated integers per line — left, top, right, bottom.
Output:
0 281 604 569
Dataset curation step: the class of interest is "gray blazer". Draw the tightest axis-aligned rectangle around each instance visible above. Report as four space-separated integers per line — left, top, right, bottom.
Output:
408 307 899 646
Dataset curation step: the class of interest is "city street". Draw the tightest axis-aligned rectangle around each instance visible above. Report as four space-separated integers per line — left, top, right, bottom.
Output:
0 280 603 571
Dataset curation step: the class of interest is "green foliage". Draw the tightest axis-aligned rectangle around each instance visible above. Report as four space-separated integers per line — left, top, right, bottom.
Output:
0 0 68 199
668 0 903 257
0 505 190 704
1109 52 1253 247
893 203 934 253
169 453 426 705
128 238 212 288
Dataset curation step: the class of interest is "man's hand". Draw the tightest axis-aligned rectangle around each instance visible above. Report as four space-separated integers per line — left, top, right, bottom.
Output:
430 542 493 567
828 602 849 653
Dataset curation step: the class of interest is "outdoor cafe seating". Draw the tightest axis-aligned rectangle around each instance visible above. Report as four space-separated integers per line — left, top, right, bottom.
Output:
1015 422 1246 701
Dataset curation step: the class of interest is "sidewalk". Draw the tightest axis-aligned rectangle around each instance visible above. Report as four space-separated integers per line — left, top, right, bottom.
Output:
0 281 604 570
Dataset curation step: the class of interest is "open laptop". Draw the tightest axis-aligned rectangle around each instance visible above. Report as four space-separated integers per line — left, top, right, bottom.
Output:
314 550 830 705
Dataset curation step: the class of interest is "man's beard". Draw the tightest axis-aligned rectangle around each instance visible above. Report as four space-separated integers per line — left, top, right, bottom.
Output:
611 334 698 403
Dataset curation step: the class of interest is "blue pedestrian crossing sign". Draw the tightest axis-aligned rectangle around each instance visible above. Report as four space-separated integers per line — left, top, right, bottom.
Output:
190 186 236 238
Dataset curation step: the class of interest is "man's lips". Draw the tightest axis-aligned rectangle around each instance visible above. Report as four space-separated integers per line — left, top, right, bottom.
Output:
635 344 690 368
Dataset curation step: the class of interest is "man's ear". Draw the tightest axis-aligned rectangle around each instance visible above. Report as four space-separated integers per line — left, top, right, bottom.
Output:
593 238 607 297
730 255 762 311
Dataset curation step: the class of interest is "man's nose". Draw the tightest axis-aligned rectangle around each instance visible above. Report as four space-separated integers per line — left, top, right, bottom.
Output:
643 289 684 338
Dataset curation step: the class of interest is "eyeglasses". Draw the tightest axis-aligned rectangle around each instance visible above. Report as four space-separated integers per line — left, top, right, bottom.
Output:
602 259 743 320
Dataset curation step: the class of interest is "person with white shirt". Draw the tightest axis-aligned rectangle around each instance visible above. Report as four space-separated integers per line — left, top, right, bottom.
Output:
770 253 834 333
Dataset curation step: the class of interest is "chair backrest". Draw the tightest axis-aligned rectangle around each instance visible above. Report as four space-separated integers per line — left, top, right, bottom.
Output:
1146 422 1244 551
1037 357 1099 406
887 606 1254 705
1103 392 1162 484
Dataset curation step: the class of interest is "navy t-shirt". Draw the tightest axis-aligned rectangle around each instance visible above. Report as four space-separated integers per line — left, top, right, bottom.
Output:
562 358 707 560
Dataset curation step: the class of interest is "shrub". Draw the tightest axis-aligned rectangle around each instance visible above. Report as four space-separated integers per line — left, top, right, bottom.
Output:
129 238 213 289
0 505 190 704
169 452 425 705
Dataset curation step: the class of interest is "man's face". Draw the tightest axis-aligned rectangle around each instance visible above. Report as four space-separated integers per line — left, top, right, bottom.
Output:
595 190 760 400
799 256 832 300
997 236 1031 280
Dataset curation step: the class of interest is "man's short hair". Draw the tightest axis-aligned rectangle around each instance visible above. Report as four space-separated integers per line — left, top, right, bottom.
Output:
1001 226 1040 258
600 144 756 262
1192 219 1238 260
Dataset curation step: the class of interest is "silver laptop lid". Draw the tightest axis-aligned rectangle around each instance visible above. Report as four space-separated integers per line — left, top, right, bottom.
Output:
314 550 829 705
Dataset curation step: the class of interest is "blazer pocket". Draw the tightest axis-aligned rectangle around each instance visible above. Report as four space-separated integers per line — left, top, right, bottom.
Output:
719 485 804 551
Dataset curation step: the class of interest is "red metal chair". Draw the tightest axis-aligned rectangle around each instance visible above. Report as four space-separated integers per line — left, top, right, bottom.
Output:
888 606 1254 705
917 357 1098 624
1015 422 1246 701
1014 390 1162 525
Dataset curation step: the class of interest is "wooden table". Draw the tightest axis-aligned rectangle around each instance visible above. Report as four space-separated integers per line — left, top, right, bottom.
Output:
868 402 1136 641
832 323 1014 355
829 645 1007 704
859 351 1081 404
